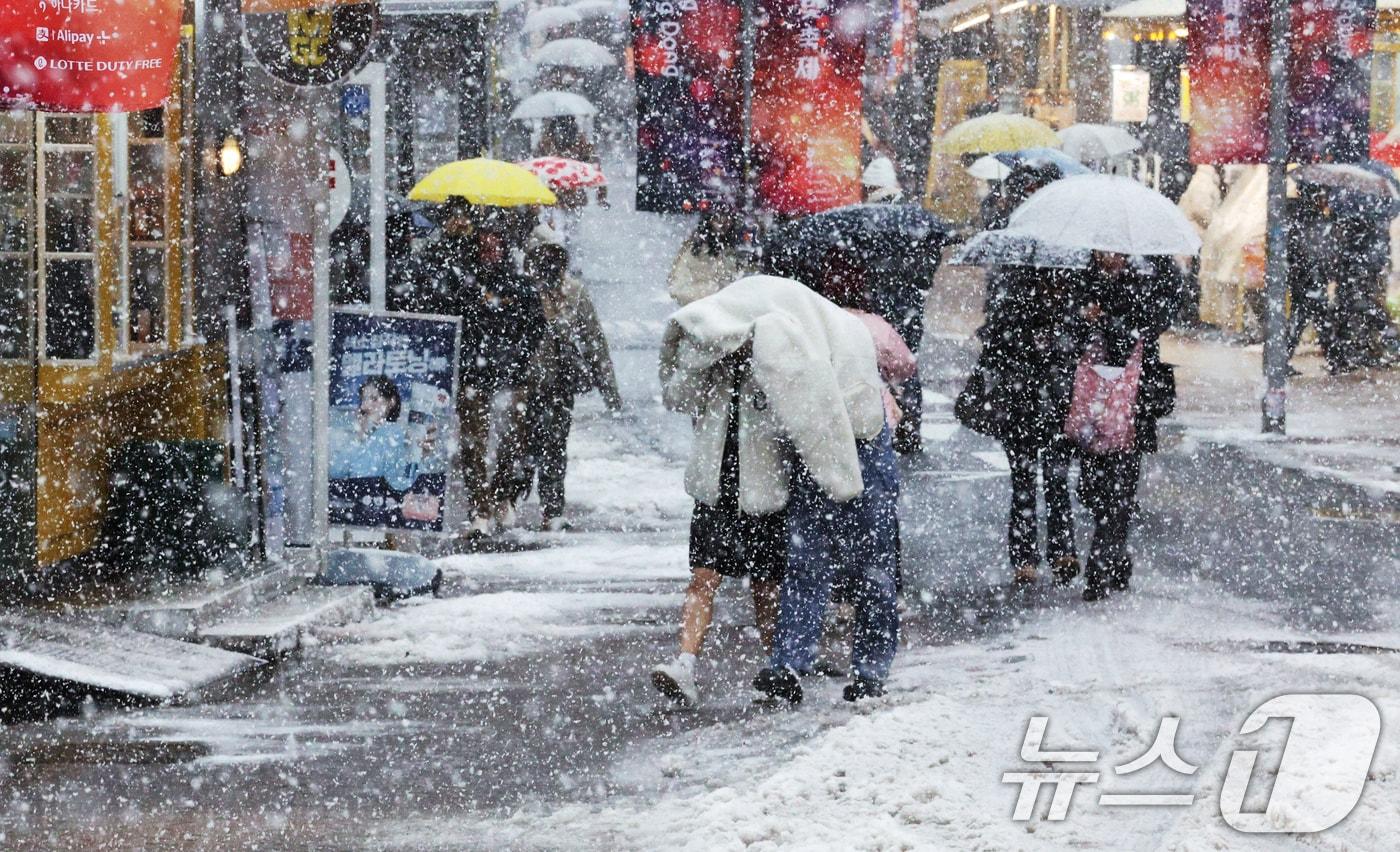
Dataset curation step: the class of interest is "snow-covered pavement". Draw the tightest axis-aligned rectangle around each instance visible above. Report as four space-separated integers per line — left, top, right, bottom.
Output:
4 180 1400 851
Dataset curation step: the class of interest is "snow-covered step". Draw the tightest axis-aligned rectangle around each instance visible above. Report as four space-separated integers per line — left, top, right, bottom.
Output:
120 563 305 640
197 586 374 658
0 614 264 709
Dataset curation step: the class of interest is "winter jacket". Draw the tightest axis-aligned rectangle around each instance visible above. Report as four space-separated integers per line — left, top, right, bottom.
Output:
659 275 886 514
531 274 622 408
959 267 1080 450
667 240 747 306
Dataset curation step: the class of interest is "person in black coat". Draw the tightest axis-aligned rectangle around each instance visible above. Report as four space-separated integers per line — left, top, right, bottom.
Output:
957 265 1081 585
391 203 546 535
1064 252 1179 601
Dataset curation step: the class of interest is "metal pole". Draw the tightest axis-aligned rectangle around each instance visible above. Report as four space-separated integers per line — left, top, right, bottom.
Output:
1261 0 1290 434
312 190 332 565
740 0 756 223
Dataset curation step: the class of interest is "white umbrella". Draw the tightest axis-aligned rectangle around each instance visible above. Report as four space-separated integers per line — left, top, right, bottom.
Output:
1057 123 1142 162
523 6 583 33
955 174 1201 266
510 90 598 121
967 155 1013 181
532 38 617 69
570 0 625 19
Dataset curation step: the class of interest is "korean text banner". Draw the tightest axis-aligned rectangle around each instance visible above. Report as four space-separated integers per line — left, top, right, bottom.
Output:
1187 0 1270 164
1290 0 1373 164
632 0 745 212
329 311 461 533
752 0 865 215
1 0 181 112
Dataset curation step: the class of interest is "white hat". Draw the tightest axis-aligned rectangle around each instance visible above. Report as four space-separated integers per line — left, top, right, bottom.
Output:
862 156 903 202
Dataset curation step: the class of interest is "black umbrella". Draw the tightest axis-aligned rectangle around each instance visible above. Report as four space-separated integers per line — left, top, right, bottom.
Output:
761 203 952 288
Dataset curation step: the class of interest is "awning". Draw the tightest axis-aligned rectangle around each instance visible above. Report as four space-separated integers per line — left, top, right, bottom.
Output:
381 0 495 15
922 0 1136 37
1105 0 1184 18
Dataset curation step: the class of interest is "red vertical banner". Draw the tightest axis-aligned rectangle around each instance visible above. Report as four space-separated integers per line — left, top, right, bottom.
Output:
1187 0 1270 164
752 0 866 215
0 0 183 112
1290 0 1373 164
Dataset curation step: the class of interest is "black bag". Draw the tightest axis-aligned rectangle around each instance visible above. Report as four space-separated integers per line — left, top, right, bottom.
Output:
955 368 1002 438
1140 361 1176 420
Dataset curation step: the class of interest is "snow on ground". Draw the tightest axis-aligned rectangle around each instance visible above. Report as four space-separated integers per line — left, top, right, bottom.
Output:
378 573 1400 851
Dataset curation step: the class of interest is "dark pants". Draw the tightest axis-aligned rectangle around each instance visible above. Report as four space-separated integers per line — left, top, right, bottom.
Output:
772 427 900 681
1286 281 1334 362
528 386 575 519
1077 452 1142 589
876 285 926 453
1004 439 1076 570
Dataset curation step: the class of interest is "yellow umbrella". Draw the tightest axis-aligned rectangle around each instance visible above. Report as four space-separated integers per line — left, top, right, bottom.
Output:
409 158 557 206
937 114 1061 155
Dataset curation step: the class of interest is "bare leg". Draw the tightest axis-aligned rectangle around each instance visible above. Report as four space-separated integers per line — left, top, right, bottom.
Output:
678 567 723 656
750 578 780 655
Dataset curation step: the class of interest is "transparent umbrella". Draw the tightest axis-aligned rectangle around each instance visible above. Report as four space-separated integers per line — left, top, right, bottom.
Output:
510 90 598 121
532 38 617 69
523 7 583 34
1057 123 1142 163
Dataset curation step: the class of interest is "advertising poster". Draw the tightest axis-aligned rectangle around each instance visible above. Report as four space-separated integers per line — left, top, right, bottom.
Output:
631 0 745 212
751 0 866 215
1289 0 1374 164
329 310 460 533
0 0 182 112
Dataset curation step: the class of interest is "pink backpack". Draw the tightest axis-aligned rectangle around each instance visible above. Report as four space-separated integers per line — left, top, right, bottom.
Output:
1064 339 1144 454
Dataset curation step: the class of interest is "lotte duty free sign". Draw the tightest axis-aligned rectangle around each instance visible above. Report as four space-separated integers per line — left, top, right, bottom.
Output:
0 0 182 112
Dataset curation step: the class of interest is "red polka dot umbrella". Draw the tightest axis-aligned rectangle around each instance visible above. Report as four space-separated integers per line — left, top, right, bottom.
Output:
518 157 607 190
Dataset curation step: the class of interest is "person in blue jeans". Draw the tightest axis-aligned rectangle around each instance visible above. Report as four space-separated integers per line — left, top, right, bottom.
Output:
753 424 901 704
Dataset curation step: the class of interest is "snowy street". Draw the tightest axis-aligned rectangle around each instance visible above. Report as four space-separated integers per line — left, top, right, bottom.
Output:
3 192 1398 851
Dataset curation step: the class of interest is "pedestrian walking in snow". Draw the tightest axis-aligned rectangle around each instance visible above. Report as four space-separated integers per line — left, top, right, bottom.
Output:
690 273 898 705
667 201 749 307
956 266 1081 586
521 239 622 531
1062 252 1177 601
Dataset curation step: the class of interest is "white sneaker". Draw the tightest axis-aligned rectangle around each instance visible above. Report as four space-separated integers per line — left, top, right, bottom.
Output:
651 660 699 707
541 516 571 533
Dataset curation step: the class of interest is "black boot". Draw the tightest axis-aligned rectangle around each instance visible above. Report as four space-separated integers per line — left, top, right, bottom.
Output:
843 676 885 702
752 667 803 704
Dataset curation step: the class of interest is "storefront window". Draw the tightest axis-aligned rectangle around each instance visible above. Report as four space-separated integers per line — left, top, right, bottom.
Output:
39 114 97 361
125 108 168 351
0 112 34 361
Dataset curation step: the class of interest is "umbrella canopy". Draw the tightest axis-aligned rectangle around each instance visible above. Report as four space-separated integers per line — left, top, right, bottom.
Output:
523 6 582 33
520 156 607 189
532 38 617 69
938 114 1060 155
1057 123 1142 162
510 90 598 121
1292 163 1400 199
968 147 1092 181
762 203 952 285
409 158 557 207
953 174 1200 266
570 0 624 19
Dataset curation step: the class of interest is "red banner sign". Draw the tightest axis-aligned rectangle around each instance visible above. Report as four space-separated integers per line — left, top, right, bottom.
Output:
752 0 865 215
1 0 182 113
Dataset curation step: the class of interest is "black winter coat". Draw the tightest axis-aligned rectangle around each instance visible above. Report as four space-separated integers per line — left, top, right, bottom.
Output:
390 234 545 392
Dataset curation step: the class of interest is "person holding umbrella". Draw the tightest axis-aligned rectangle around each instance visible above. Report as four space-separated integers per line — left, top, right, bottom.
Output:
401 159 557 537
953 175 1196 598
